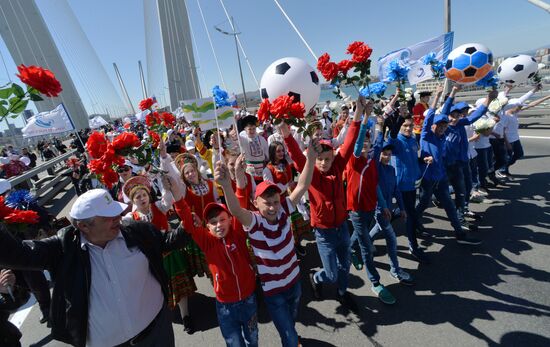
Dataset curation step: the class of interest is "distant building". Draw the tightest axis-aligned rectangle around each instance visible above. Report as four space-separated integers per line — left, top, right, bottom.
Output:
22 109 34 121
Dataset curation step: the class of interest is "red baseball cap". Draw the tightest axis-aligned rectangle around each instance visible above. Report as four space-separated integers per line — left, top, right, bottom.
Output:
203 202 231 221
254 181 282 199
319 139 334 148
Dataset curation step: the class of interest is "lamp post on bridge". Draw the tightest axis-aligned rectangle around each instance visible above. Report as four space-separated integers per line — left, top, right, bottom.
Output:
215 17 248 108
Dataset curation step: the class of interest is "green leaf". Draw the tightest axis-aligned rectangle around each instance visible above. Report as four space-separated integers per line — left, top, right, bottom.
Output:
12 83 25 98
0 87 12 99
27 87 39 95
0 104 7 117
29 93 43 101
0 100 7 105
10 99 28 114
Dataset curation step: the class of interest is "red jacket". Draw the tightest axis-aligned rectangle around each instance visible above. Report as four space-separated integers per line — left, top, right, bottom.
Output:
344 155 378 212
412 102 428 135
284 121 360 229
174 200 256 303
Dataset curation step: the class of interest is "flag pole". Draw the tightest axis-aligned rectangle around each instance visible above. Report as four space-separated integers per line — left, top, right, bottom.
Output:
61 103 86 151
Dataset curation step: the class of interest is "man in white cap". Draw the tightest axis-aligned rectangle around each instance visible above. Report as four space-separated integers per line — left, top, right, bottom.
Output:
0 188 191 347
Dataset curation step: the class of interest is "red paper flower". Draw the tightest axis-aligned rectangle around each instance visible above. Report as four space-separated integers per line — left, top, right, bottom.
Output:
352 44 373 63
289 102 306 119
16 64 62 97
319 62 339 81
86 132 109 159
160 112 176 127
346 41 364 55
317 53 331 70
148 131 160 148
101 168 119 189
145 112 161 127
257 99 271 123
4 210 40 224
338 60 355 75
270 95 294 117
112 132 141 151
0 196 15 219
139 98 154 111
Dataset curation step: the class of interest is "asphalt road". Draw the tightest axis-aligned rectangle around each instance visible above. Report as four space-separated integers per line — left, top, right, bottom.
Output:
13 116 550 347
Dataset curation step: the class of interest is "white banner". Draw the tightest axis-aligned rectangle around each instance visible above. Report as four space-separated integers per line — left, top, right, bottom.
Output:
181 97 235 131
89 115 109 129
22 104 75 138
378 32 454 85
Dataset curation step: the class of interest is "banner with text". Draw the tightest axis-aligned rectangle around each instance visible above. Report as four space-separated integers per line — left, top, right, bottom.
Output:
22 104 75 138
181 98 235 131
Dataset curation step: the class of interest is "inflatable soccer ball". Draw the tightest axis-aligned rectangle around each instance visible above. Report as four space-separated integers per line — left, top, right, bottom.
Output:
260 57 321 112
497 54 538 85
444 43 493 84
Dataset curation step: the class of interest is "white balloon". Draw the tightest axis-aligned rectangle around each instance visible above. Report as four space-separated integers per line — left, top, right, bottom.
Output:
260 57 321 112
497 54 539 85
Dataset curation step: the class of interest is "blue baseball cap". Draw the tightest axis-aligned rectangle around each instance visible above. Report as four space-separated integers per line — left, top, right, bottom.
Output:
434 113 449 124
450 102 470 113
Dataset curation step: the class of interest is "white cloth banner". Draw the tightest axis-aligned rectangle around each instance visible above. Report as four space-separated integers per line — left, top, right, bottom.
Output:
22 104 75 138
181 97 235 131
378 32 454 85
89 115 109 129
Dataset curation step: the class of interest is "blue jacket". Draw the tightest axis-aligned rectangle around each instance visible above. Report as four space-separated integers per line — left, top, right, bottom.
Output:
447 97 488 162
388 133 420 192
420 97 454 181
444 125 462 166
372 132 404 211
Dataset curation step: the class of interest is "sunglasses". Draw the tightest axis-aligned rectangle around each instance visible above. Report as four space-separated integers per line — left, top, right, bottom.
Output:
117 166 131 173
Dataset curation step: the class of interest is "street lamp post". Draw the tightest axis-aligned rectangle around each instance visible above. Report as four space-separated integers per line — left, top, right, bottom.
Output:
215 17 248 108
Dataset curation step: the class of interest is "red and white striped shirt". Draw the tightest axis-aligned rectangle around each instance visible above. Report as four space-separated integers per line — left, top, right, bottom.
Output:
243 197 300 296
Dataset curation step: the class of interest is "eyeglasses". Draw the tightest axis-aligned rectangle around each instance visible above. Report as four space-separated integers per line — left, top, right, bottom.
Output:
117 166 131 173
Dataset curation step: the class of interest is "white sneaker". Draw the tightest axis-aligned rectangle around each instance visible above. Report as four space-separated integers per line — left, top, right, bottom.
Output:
476 189 489 197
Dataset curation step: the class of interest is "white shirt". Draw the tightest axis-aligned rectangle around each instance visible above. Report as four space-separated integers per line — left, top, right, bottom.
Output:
82 232 164 347
503 113 520 143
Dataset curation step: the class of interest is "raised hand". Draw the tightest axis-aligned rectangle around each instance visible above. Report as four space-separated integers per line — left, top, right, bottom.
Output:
214 161 231 187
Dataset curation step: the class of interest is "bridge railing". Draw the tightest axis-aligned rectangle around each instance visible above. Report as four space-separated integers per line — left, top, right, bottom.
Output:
8 150 77 206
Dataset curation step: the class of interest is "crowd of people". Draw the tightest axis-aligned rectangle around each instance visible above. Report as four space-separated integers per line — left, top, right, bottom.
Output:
0 81 548 347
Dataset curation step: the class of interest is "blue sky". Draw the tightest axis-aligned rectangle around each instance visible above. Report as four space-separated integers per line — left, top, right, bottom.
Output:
1 0 550 129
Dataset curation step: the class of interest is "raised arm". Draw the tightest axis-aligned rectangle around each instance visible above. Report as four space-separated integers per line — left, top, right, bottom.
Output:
281 122 306 172
459 89 498 126
521 94 550 111
0 228 62 271
440 84 459 115
353 115 371 157
289 138 320 207
215 161 253 227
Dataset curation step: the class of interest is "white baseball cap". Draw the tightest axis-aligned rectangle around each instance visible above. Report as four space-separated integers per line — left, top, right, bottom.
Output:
0 179 11 195
185 140 196 151
69 189 127 219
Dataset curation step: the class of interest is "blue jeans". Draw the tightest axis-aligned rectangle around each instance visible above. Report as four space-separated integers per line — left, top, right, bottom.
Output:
369 211 400 274
415 177 463 235
313 223 351 294
490 138 507 172
460 160 472 209
349 210 379 285
475 147 491 187
470 158 479 189
401 190 420 251
215 293 258 347
263 282 301 347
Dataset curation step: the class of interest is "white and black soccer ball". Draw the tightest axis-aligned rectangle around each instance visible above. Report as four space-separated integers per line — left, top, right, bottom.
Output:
497 54 538 85
260 57 321 112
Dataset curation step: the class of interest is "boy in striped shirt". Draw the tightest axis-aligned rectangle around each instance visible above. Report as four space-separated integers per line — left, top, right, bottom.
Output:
215 138 320 347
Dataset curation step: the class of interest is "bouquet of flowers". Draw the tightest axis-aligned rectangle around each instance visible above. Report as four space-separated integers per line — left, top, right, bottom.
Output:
421 52 446 79
385 59 410 101
86 131 143 188
257 95 309 133
0 64 62 122
212 85 237 107
473 117 496 136
317 41 374 99
0 195 39 234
